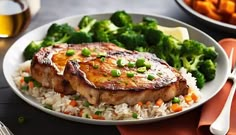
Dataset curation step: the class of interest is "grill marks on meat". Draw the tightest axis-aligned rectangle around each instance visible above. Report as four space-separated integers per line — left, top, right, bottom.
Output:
31 42 188 105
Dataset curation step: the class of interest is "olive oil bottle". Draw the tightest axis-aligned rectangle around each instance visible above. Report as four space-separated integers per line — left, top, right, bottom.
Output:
0 0 31 38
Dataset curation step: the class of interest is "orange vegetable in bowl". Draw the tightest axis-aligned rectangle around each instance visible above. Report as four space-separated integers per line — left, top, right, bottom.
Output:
185 0 236 25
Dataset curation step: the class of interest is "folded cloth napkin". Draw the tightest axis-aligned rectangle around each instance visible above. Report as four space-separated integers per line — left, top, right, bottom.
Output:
117 38 236 135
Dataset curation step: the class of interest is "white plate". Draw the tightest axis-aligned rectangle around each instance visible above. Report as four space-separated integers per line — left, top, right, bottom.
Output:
175 0 236 33
3 13 229 125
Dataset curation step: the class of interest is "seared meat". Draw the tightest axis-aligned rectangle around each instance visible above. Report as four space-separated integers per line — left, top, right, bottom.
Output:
63 47 188 105
31 42 129 94
31 42 188 105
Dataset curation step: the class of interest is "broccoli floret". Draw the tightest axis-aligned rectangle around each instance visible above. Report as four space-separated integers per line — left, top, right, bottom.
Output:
169 54 182 69
199 59 216 81
135 46 150 52
203 46 218 60
133 17 158 34
154 43 167 61
92 20 119 42
78 16 97 33
41 34 70 47
110 10 132 27
117 30 147 50
144 28 164 45
67 32 92 44
46 23 75 41
181 39 206 55
23 41 42 60
162 35 181 54
111 39 125 48
191 70 206 89
181 55 203 72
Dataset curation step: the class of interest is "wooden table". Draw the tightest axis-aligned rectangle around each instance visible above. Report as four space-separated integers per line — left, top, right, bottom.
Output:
0 0 234 134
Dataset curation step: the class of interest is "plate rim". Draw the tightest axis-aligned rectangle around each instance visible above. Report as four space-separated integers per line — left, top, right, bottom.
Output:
3 12 230 125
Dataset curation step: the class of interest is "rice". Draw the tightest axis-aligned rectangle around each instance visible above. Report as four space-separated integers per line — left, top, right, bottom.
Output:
13 60 201 120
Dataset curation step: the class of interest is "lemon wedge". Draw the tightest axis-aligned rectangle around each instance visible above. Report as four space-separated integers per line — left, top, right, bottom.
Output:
158 25 189 42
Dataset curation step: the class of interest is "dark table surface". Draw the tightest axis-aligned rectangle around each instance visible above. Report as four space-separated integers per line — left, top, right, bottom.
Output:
0 0 235 135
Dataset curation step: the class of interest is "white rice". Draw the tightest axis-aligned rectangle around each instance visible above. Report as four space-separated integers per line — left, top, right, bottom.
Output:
13 60 201 120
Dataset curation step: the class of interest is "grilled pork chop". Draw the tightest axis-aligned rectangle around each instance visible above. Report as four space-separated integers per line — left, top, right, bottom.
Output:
31 42 188 105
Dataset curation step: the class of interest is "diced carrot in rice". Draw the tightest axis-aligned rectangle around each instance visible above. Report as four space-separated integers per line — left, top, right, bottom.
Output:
184 95 193 104
91 114 105 120
28 81 34 89
69 100 78 107
191 92 199 102
171 103 183 112
137 101 143 106
155 98 164 107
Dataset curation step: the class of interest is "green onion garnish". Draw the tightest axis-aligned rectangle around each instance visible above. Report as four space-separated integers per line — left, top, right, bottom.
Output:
66 49 75 56
93 65 99 69
172 97 180 104
24 76 33 83
117 58 126 67
132 112 138 119
111 69 121 77
83 101 90 107
135 58 146 67
44 104 53 110
127 72 134 78
95 111 103 115
137 67 146 73
82 48 91 57
100 57 105 62
147 74 155 80
128 61 135 68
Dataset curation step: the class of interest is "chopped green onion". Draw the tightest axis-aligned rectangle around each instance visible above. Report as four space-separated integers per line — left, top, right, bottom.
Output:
21 85 28 91
95 111 103 115
71 95 80 100
117 58 126 67
93 65 99 69
18 116 25 124
137 67 146 73
24 76 33 83
172 97 180 104
83 101 90 107
85 114 90 118
111 69 121 77
128 61 135 68
97 52 107 58
44 104 53 110
82 48 91 57
127 72 134 78
100 57 105 62
144 61 152 69
132 112 138 119
33 80 41 87
135 58 146 67
147 74 155 80
66 49 75 56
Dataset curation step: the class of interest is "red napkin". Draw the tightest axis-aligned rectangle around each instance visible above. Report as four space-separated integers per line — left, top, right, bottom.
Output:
117 38 236 135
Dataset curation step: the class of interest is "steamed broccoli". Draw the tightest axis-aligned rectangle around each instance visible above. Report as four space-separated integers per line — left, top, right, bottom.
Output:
203 46 218 60
67 32 92 44
23 41 42 60
67 16 96 44
144 28 164 45
92 20 119 42
191 70 206 89
78 16 97 33
117 30 147 50
199 59 216 81
46 23 75 42
110 10 132 27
